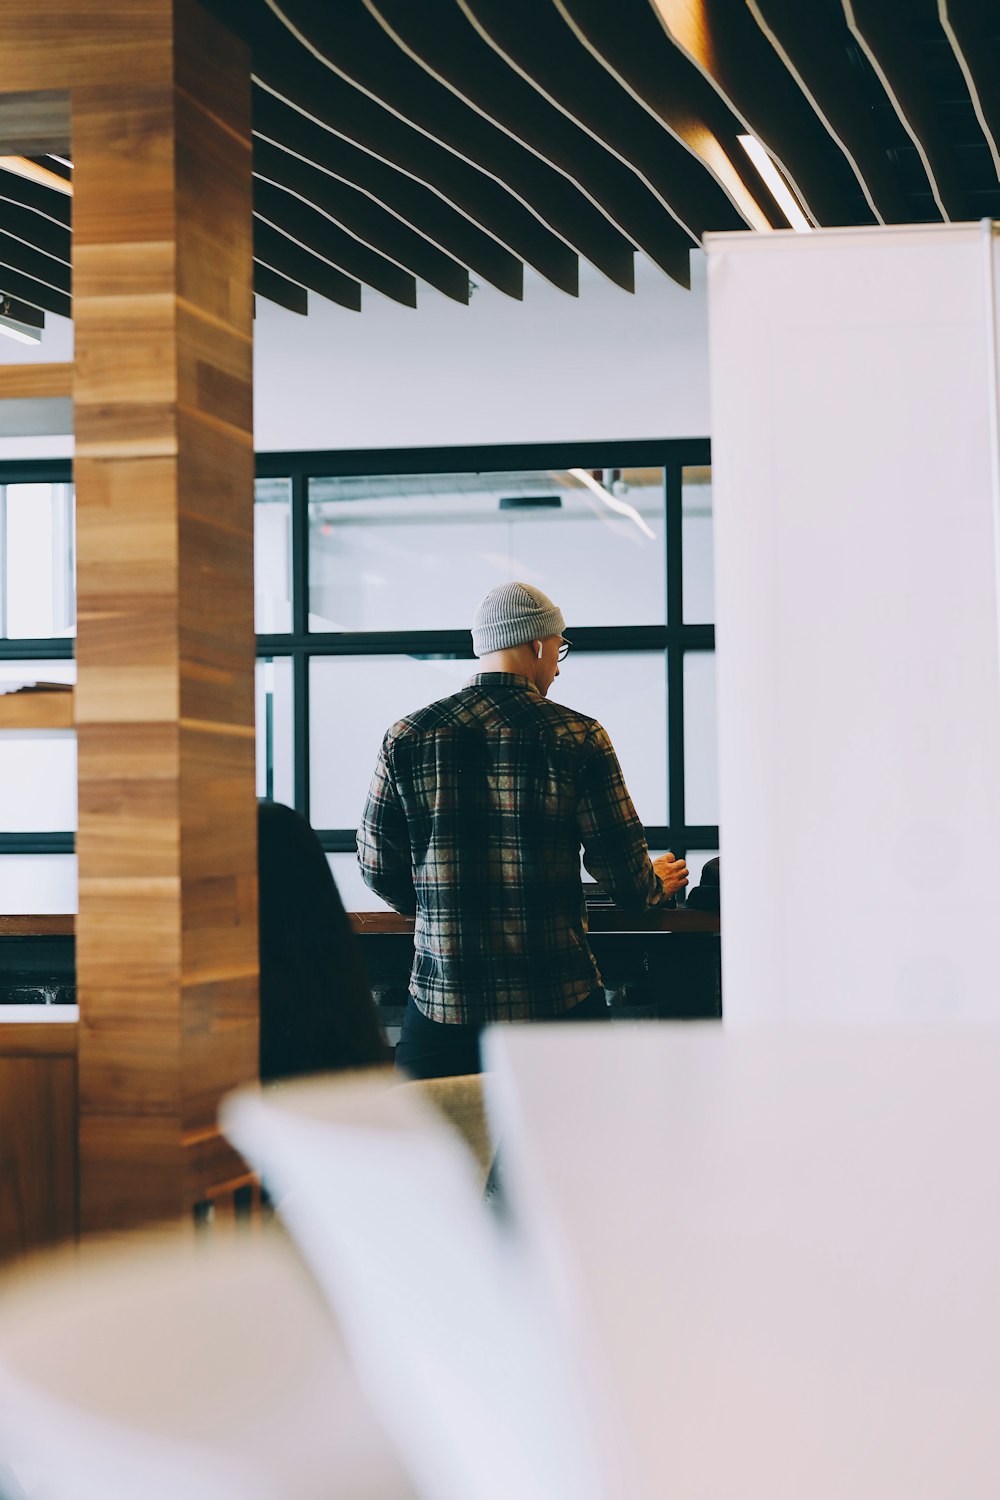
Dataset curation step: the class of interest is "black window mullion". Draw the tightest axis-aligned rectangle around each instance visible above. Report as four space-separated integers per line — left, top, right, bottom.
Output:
289 471 311 821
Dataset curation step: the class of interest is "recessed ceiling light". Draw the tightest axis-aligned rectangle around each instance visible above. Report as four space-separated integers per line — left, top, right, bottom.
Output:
737 135 812 233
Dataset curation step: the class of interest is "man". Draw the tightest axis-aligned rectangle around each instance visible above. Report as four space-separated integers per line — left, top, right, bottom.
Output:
357 581 688 1078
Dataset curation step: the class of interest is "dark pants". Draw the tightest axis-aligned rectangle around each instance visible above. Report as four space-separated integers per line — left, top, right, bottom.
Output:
394 988 609 1080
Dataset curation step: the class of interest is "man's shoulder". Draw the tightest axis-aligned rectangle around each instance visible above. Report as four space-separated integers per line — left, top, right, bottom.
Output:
531 694 605 746
384 686 477 742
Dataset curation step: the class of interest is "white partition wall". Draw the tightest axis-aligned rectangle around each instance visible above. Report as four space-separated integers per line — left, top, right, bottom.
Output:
706 223 1000 1023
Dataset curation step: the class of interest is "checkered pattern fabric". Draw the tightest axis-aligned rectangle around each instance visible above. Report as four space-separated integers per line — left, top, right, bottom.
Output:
357 672 667 1024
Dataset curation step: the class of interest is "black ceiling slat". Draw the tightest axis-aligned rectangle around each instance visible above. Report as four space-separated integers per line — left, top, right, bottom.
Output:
937 0 1000 189
254 137 470 303
746 0 909 224
0 231 70 296
211 0 578 294
647 0 872 227
553 0 792 231
0 198 71 263
0 260 70 318
0 168 71 230
455 0 746 243
841 0 972 221
254 218 363 311
367 0 694 283
254 260 308 314
267 1 605 291
254 178 418 306
254 91 518 299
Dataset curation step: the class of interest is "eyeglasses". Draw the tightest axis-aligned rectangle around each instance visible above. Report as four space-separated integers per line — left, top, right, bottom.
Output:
557 637 572 662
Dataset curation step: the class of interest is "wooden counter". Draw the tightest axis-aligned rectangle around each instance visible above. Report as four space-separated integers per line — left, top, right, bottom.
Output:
348 908 720 936
0 1011 78 1260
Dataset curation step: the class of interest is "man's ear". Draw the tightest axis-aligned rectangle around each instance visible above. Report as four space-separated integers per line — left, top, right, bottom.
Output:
532 638 543 658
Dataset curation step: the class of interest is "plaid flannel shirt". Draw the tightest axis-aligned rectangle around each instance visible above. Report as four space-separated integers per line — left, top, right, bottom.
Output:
357 672 668 1024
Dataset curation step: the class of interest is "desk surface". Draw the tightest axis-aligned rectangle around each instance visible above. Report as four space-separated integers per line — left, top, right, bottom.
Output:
0 911 719 939
348 908 720 936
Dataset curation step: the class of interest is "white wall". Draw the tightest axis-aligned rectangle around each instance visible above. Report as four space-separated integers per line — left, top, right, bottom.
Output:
0 253 709 458
253 252 709 451
708 223 1000 1024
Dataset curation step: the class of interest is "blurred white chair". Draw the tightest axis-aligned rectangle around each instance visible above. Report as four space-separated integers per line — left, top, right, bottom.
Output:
483 1021 1000 1500
0 1226 415 1500
221 1070 604 1500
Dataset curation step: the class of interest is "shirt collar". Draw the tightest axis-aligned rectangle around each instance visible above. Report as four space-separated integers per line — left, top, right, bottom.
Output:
467 671 540 695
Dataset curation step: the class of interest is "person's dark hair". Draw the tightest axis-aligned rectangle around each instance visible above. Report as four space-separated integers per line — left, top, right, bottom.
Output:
257 799 390 1081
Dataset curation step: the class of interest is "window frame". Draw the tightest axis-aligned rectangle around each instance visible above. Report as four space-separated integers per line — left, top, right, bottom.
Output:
0 440 719 875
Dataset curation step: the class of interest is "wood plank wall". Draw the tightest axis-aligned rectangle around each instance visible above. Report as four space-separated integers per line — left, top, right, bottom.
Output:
0 0 259 1234
0 1024 77 1261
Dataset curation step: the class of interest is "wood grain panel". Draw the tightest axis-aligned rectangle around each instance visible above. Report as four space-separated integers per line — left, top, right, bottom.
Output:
68 0 259 1233
368 0 695 282
0 916 74 938
841 0 967 221
0 687 73 729
349 908 720 934
0 1052 76 1260
0 362 72 399
253 90 520 297
0 89 69 154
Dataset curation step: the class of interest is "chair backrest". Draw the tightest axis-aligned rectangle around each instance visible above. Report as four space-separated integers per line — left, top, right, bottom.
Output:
0 1227 415 1500
396 1072 495 1188
221 1071 604 1500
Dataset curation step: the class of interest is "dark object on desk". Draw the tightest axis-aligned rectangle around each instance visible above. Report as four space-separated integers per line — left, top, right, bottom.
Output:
258 800 390 1081
685 857 720 913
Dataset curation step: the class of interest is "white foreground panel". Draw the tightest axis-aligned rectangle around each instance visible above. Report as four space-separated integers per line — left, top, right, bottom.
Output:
706 223 1000 1022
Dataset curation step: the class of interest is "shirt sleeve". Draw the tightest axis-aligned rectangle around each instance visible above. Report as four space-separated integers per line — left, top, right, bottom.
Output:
576 723 669 912
357 732 417 916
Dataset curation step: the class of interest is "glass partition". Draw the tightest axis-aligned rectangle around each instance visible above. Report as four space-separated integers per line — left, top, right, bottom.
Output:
0 482 75 638
307 466 665 632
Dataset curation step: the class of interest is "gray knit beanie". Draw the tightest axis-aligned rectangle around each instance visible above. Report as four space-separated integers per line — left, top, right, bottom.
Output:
471 581 565 657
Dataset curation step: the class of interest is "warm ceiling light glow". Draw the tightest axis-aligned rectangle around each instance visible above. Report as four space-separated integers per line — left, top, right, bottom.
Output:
0 156 73 196
567 468 656 541
737 135 811 233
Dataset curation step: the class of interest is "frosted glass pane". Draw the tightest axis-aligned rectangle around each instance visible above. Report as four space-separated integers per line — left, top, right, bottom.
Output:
310 655 471 828
254 478 292 633
683 651 718 826
308 467 665 632
0 855 77 913
0 660 74 688
327 853 392 913
2 483 75 638
549 652 667 825
682 466 714 623
255 657 294 804
0 730 76 831
684 849 720 887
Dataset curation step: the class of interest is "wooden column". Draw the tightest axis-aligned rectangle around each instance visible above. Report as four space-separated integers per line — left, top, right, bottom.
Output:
72 0 257 1230
0 0 260 1232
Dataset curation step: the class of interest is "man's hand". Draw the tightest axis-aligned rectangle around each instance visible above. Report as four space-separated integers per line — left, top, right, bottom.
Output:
653 852 689 897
